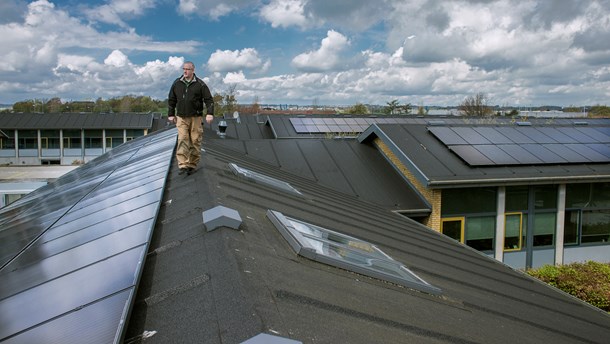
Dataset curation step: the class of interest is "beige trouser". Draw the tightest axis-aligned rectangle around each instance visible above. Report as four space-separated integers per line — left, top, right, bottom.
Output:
176 116 203 169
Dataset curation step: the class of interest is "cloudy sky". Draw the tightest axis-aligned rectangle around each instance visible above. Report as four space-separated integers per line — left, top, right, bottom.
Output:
1 0 610 107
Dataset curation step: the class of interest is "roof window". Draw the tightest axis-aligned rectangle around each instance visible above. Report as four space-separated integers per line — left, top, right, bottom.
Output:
229 163 303 197
266 210 441 295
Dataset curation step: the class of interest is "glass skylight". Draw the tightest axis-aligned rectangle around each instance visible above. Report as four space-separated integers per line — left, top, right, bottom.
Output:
267 210 442 295
229 163 303 197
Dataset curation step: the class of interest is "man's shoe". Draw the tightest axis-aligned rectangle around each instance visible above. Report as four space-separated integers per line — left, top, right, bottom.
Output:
178 168 187 175
187 167 196 175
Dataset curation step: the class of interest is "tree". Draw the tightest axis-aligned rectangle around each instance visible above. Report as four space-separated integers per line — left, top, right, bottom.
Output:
458 92 494 117
45 97 63 113
346 103 369 115
417 106 428 116
384 99 400 115
212 93 223 116
223 84 238 116
589 105 610 117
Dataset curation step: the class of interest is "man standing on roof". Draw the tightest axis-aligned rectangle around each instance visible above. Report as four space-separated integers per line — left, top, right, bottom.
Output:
167 61 214 175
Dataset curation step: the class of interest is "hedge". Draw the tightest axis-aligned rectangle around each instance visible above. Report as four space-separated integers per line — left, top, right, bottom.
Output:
527 261 610 312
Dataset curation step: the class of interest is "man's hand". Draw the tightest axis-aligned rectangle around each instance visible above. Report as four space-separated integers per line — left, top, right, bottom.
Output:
205 114 213 124
168 115 176 124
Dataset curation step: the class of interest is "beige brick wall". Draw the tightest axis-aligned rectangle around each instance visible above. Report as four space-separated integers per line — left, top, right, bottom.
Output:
374 138 442 231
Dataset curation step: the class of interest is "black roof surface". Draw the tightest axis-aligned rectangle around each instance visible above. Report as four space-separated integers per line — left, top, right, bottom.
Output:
125 128 610 344
0 113 154 130
359 123 610 188
207 137 428 213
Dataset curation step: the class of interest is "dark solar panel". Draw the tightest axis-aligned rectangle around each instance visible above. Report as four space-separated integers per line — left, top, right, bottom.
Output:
497 144 543 164
472 127 513 144
565 144 608 162
428 127 468 145
428 125 610 166
521 144 566 163
0 128 175 343
542 144 589 163
449 145 494 165
452 127 492 145
476 145 519 165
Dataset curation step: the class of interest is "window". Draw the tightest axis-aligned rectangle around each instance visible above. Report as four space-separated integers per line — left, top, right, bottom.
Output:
441 217 464 242
40 130 60 149
105 129 124 148
18 130 37 149
506 186 528 212
533 212 555 246
63 130 81 149
126 129 145 141
581 210 610 244
465 216 495 251
564 183 610 245
84 130 103 148
267 209 441 295
229 163 302 196
504 213 522 251
442 187 496 215
563 210 579 245
0 130 15 149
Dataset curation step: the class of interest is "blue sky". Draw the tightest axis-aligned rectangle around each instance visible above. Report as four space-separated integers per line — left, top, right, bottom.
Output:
1 0 610 107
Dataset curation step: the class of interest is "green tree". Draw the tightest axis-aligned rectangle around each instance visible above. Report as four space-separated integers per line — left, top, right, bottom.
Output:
589 105 610 117
459 92 494 117
212 93 223 116
384 99 400 115
346 103 369 115
222 84 238 116
12 100 35 113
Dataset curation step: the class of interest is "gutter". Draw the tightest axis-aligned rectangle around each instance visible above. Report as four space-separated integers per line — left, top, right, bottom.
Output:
429 174 610 188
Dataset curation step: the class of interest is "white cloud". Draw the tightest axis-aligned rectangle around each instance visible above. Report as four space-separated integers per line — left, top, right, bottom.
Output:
291 30 350 72
260 0 309 29
177 0 253 20
84 0 157 28
207 48 270 73
104 50 130 67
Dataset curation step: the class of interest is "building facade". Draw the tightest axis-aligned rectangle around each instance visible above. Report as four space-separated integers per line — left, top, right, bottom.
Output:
0 113 153 165
359 120 610 269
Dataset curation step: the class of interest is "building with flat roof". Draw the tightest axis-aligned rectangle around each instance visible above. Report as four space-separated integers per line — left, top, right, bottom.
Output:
0 113 155 165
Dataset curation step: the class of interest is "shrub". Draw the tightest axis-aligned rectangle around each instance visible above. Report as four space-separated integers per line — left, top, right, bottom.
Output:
527 261 610 312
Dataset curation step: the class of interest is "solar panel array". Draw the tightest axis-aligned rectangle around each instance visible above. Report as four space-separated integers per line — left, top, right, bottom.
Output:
0 128 176 343
289 117 418 134
428 126 610 166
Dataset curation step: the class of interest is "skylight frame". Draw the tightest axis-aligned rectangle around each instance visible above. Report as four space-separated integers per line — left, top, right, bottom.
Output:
229 163 303 197
266 209 442 295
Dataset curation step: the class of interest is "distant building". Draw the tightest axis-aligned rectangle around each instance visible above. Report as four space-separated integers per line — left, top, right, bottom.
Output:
0 113 154 165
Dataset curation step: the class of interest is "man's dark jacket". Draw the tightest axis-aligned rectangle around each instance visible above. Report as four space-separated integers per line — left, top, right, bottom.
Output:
168 74 214 117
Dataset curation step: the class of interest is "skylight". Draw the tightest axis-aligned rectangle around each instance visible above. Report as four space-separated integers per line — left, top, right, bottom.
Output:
266 210 442 295
229 163 303 197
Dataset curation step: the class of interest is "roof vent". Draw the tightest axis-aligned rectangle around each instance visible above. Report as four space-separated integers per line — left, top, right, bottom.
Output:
574 121 589 126
241 333 302 344
427 120 445 126
202 205 242 232
515 121 531 126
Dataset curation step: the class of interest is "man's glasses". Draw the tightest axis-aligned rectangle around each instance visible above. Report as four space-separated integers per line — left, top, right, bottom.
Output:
183 68 193 71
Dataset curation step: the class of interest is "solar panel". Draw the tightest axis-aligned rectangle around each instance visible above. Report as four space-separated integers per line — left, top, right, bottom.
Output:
452 127 491 145
449 145 494 165
0 128 176 343
475 145 519 165
428 125 610 166
497 144 543 164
